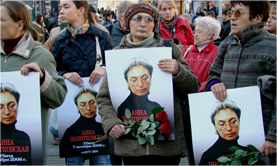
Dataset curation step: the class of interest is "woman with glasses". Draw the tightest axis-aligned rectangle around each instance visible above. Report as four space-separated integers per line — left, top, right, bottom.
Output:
199 100 249 165
182 16 221 92
117 57 161 123
157 0 194 47
1 82 32 165
59 85 110 164
97 2 199 165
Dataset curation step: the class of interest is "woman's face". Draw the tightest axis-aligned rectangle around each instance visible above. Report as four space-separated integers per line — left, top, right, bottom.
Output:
40 16 44 23
0 6 23 41
129 12 155 43
213 108 240 141
59 0 80 25
1 92 18 125
76 92 97 119
193 25 213 44
126 65 151 96
160 2 175 21
266 13 276 34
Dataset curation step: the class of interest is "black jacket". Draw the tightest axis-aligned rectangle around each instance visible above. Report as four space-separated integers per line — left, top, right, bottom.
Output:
1 121 32 165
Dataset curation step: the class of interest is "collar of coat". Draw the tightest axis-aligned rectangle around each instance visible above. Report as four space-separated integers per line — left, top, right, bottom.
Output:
57 22 108 41
237 22 266 44
190 41 215 53
1 32 38 58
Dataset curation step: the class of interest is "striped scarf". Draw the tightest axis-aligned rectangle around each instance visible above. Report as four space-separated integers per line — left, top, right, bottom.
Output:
67 20 89 38
160 15 178 33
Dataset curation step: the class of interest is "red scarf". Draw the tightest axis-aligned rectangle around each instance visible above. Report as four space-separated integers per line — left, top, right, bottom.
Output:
4 35 24 55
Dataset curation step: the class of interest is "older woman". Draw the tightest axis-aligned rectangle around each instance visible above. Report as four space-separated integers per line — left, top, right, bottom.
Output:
157 0 194 46
97 2 199 165
51 0 113 165
182 16 221 92
266 6 276 35
0 1 67 164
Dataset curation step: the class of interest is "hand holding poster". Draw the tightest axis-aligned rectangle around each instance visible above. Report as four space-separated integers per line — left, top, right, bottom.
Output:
1 71 42 165
105 47 175 140
188 86 269 165
58 77 110 158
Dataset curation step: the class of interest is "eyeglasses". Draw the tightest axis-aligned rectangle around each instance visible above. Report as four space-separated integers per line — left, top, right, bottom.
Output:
129 75 150 86
193 30 206 35
216 118 239 130
131 15 154 23
231 10 249 18
0 102 17 114
79 100 96 109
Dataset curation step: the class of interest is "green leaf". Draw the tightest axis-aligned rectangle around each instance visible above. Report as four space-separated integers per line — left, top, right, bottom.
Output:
234 149 244 156
230 159 239 165
148 123 156 130
247 144 259 152
124 127 131 134
241 151 248 157
142 131 148 136
137 126 142 135
151 107 164 114
254 152 259 159
149 135 154 145
138 136 147 145
217 156 231 163
147 130 156 136
228 146 241 152
125 108 131 119
124 120 129 125
150 114 154 122
248 157 257 165
132 130 137 138
141 120 150 130
128 119 136 127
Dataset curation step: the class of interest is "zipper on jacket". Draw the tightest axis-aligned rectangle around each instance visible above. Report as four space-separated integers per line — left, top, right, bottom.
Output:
4 55 8 64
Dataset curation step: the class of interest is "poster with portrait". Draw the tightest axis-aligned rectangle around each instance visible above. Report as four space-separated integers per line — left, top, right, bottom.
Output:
1 71 42 165
58 77 110 158
105 47 175 140
189 86 269 165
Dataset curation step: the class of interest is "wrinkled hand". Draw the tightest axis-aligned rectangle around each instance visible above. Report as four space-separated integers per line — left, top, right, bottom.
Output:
63 72 84 86
20 62 44 78
211 83 227 101
158 58 180 75
260 140 276 156
89 67 105 85
109 124 125 139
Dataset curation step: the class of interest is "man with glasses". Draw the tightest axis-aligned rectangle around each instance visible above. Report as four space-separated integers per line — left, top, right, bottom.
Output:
205 1 276 165
117 57 161 123
1 82 32 165
199 100 249 165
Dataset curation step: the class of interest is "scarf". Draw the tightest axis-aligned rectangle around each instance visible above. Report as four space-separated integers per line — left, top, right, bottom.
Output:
160 15 178 33
67 20 89 38
126 33 158 48
4 35 24 55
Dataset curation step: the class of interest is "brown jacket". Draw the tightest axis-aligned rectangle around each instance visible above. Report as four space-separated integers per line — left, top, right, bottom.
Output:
32 21 46 43
97 32 199 157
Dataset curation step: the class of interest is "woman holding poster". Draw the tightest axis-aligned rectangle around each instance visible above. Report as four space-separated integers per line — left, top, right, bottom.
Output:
51 0 113 165
1 83 32 165
0 1 67 164
97 2 199 165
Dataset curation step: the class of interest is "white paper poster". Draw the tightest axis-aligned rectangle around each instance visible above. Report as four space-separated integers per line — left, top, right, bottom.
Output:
1 71 42 165
189 86 269 165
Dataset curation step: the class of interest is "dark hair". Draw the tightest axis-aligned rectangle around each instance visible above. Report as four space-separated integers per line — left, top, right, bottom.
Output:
74 85 98 106
36 14 43 26
105 12 112 19
230 0 270 22
222 10 228 15
30 27 39 41
124 57 153 81
206 11 215 18
1 82 20 104
71 0 93 23
1 1 31 31
211 103 241 125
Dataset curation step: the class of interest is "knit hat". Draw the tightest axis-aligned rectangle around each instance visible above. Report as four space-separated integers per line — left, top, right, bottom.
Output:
125 2 159 31
211 4 215 7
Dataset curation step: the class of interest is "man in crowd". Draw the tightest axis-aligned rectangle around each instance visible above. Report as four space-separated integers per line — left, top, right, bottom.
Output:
220 10 231 41
110 1 132 47
205 1 276 165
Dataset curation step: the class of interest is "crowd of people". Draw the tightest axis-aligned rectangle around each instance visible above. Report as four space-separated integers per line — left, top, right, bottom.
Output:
0 0 276 165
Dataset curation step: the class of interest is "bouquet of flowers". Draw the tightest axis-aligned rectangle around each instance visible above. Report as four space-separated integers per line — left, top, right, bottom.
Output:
95 107 171 145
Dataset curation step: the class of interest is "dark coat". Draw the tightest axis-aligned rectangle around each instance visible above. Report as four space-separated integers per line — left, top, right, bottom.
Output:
220 19 231 41
51 23 114 77
111 21 130 47
1 121 32 165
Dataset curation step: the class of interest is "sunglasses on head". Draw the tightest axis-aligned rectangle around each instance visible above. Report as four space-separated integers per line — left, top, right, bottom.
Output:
131 15 154 23
231 10 249 18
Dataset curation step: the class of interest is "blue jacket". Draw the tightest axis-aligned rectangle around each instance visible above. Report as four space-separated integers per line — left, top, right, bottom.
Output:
51 23 114 77
111 21 130 47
